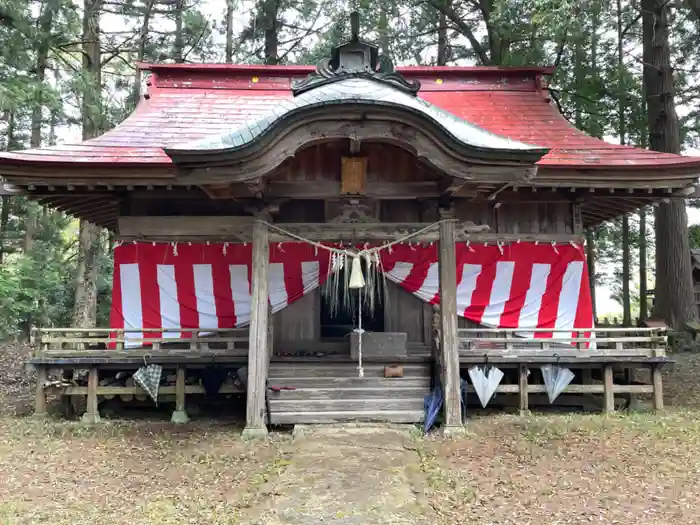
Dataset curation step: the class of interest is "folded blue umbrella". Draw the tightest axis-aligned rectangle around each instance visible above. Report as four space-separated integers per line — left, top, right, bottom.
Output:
423 383 444 433
423 378 469 434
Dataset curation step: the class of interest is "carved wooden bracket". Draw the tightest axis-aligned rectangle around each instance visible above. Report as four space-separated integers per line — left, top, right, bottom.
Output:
244 202 279 220
246 178 266 199
438 201 456 219
328 199 378 223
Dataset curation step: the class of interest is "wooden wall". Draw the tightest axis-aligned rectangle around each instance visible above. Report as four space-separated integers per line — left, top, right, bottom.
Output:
381 201 435 345
453 200 574 234
273 200 324 351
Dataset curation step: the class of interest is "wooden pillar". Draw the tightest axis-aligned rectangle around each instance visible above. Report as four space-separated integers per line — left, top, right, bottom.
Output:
652 364 664 411
34 366 47 418
625 367 640 410
171 365 189 424
243 220 270 439
518 364 530 416
602 364 614 413
439 217 462 430
81 367 101 424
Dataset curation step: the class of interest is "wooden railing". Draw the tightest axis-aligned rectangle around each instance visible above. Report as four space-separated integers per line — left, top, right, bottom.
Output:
31 327 250 356
457 327 667 357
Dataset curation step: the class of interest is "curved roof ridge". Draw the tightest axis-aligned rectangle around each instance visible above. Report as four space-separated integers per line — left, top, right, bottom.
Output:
167 77 546 159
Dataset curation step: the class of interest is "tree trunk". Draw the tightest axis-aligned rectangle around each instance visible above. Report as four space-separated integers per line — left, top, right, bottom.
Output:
436 1 448 66
225 0 234 62
25 0 58 256
617 0 632 326
589 2 604 139
31 0 57 148
0 197 10 265
622 215 631 325
173 0 184 63
131 0 155 106
378 6 391 57
73 0 104 329
1 111 14 264
262 0 278 65
73 223 102 328
643 0 697 329
639 207 648 321
481 0 505 64
22 204 36 254
586 229 598 321
82 0 102 141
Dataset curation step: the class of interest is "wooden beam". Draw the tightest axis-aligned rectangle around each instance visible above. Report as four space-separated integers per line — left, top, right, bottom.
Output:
242 221 269 439
118 216 255 239
439 218 462 429
115 218 583 244
228 180 454 200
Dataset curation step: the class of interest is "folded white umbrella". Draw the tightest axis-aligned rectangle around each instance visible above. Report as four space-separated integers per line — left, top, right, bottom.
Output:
468 365 504 408
541 364 575 403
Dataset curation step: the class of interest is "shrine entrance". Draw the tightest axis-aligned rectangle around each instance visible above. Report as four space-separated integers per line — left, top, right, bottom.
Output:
320 262 386 339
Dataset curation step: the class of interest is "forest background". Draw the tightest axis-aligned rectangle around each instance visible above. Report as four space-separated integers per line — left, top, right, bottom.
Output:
1 0 699 336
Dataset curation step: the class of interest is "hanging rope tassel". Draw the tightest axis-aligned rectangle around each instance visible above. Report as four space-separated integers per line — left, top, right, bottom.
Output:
357 286 364 378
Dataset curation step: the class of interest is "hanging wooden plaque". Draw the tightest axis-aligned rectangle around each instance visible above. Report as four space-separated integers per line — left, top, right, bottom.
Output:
341 156 367 195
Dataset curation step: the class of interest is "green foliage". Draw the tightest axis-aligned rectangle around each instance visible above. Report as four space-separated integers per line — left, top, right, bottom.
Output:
0 213 73 337
689 225 700 249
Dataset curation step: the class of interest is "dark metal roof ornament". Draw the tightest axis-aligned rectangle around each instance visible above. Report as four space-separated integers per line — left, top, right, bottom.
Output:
291 11 421 96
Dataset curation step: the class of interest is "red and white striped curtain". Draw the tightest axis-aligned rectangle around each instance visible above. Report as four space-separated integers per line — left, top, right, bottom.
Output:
110 241 593 339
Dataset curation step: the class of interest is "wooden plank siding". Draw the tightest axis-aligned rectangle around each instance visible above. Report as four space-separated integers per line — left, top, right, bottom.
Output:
381 201 434 346
273 200 325 351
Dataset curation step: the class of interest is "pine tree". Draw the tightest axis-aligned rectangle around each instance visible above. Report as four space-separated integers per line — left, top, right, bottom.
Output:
73 0 104 329
643 0 697 329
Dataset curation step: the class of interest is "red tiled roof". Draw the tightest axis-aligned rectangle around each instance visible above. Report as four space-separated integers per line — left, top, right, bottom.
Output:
1 63 698 172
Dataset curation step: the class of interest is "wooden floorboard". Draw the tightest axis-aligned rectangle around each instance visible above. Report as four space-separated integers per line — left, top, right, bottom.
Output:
270 410 426 425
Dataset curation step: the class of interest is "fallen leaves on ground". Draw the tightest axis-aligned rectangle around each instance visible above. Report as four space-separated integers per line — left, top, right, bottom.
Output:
0 347 699 523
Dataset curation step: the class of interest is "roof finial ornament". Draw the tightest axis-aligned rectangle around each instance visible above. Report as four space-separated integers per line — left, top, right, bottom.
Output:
291 11 420 96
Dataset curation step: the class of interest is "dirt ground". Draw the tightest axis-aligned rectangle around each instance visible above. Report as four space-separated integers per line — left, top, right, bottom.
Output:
1 344 700 524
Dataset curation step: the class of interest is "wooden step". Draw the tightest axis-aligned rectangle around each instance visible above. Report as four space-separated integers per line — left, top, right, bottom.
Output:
268 386 429 401
269 410 425 425
267 363 431 379
266 377 431 389
269 398 425 413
